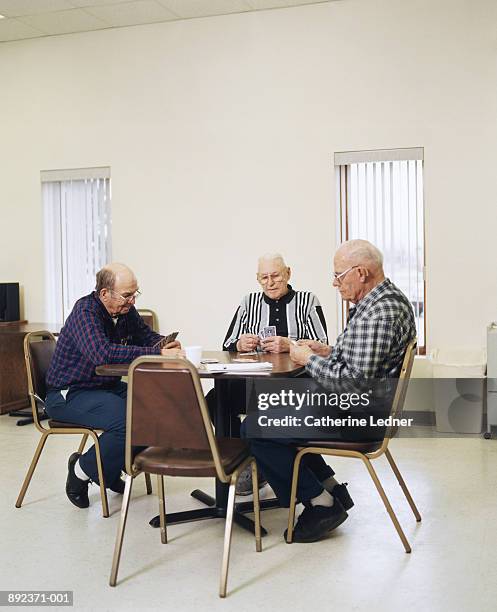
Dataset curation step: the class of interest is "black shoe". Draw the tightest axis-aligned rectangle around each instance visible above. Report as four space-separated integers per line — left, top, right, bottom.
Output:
108 476 125 494
332 483 354 511
66 452 89 509
285 500 348 543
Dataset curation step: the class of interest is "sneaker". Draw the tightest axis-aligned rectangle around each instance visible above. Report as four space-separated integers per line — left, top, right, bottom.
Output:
66 453 89 509
235 465 267 496
332 482 354 511
285 499 348 543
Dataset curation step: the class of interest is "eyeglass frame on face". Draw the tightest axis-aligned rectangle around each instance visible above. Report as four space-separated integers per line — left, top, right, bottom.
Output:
109 288 142 303
257 271 288 285
333 265 359 284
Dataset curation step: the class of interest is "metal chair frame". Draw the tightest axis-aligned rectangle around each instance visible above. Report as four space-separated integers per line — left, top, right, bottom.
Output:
15 331 110 516
109 355 262 598
15 331 152 518
137 308 158 332
286 340 421 552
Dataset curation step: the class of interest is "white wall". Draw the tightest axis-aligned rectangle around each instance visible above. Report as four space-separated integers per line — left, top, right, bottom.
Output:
1 0 496 354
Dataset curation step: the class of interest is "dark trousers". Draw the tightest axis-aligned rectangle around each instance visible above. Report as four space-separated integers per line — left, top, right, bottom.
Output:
206 380 246 437
45 382 128 485
240 420 334 507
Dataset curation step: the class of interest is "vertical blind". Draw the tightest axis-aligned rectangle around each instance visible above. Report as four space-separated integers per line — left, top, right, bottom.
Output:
42 169 112 323
335 149 425 349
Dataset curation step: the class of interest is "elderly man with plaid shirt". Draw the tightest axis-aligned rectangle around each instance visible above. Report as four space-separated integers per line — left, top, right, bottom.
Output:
243 240 416 543
45 263 183 510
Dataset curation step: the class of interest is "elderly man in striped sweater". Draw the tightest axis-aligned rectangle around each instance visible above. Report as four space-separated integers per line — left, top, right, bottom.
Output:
223 253 328 354
213 253 329 494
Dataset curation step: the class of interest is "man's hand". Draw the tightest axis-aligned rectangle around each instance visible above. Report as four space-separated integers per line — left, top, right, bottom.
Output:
161 347 185 358
164 340 181 350
237 334 260 352
260 336 290 354
290 343 314 366
297 339 332 358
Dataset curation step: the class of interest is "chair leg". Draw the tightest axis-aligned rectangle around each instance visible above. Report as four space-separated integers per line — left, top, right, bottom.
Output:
109 474 134 587
361 456 412 553
286 450 305 544
91 433 109 518
15 433 49 508
219 477 237 598
77 433 89 455
157 475 167 544
145 472 152 495
385 449 421 522
251 461 262 552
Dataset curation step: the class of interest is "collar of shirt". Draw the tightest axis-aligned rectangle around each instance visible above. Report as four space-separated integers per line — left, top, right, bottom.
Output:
262 284 295 306
347 306 356 323
351 278 392 319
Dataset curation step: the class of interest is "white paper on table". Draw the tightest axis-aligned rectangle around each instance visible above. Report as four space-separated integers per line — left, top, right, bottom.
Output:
203 362 273 373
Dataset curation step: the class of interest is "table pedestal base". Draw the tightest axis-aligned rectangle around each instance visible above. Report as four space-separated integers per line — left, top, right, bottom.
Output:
148 488 280 536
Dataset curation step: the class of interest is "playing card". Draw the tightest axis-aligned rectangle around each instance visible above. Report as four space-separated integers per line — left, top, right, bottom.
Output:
258 329 266 340
263 326 276 338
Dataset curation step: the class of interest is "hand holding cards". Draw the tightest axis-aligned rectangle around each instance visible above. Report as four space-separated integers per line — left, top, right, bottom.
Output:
260 327 292 354
259 325 276 352
153 331 179 349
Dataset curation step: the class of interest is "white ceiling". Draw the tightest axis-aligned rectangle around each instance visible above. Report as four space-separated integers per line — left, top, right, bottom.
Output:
0 0 338 43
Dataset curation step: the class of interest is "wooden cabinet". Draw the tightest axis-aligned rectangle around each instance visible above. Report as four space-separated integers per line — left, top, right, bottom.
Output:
0 322 60 414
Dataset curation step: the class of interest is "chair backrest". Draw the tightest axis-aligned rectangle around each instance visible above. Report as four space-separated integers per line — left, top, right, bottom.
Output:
137 309 158 332
125 356 228 481
382 339 417 445
23 331 57 431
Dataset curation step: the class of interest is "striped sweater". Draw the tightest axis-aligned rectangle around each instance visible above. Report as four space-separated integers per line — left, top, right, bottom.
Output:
223 286 328 351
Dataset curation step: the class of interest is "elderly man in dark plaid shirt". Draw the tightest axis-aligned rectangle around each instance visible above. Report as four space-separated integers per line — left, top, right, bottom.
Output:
244 240 416 543
45 263 183 510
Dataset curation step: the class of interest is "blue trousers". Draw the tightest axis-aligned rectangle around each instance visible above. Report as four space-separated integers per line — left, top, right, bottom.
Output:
240 420 334 507
45 382 128 485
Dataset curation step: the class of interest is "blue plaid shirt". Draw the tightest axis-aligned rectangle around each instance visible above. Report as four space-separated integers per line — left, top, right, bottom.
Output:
306 279 416 385
46 292 163 390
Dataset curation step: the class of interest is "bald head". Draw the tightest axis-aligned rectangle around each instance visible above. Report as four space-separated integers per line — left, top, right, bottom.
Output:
335 240 384 275
257 253 287 270
95 263 136 293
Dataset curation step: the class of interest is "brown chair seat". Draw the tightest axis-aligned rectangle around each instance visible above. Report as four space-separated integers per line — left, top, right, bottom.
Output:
48 419 97 430
302 440 383 454
134 438 250 477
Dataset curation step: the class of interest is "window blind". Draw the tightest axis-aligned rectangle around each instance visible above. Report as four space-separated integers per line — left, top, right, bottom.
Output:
42 174 112 322
336 155 425 349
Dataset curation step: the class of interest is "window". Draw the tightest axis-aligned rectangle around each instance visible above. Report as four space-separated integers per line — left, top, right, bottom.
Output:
41 167 112 323
335 148 425 351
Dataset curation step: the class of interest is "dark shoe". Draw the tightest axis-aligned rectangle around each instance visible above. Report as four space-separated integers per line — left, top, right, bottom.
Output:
66 453 89 509
332 483 354 511
108 476 125 494
235 465 267 496
285 500 348 543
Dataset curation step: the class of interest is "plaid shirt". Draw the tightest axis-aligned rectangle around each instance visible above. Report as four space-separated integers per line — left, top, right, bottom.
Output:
46 292 163 390
306 279 416 386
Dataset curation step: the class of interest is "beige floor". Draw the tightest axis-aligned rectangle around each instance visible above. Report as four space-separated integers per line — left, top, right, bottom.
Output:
2 414 497 612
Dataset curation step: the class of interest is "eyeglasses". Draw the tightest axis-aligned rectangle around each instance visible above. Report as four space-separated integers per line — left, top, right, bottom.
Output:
110 289 142 303
333 265 358 284
257 272 286 285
